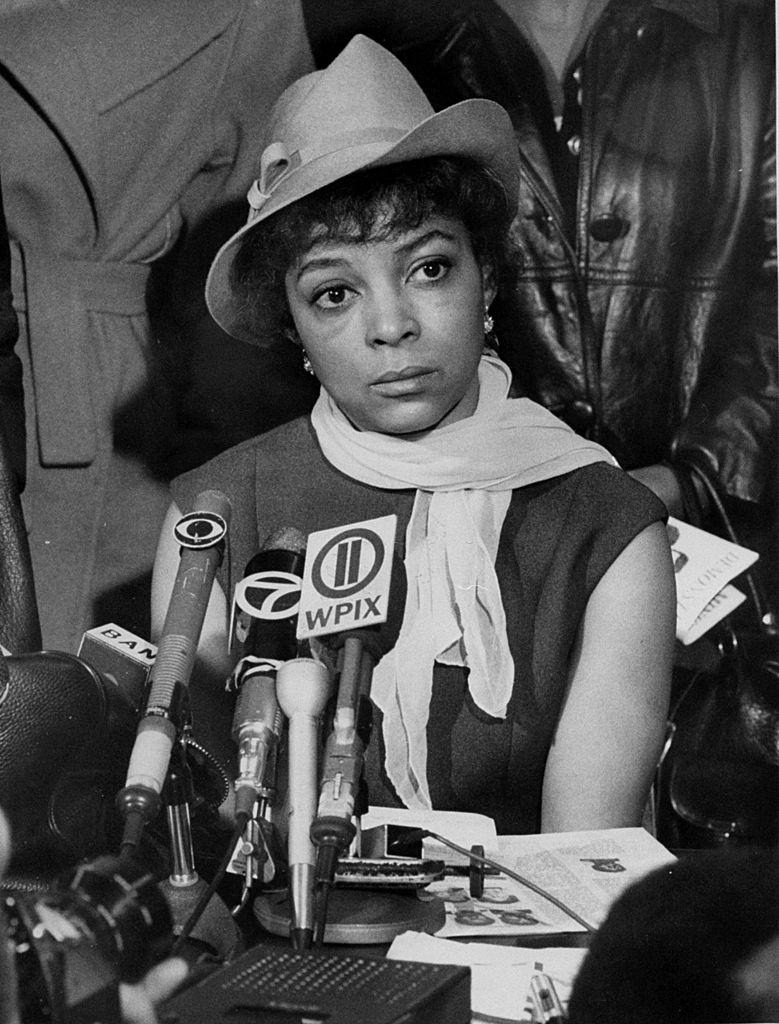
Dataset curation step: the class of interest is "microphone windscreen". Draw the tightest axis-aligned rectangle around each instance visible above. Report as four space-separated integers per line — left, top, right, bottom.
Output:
261 526 307 557
232 525 308 663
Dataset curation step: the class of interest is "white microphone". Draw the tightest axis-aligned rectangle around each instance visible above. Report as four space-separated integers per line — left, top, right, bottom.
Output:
274 656 333 951
117 489 231 850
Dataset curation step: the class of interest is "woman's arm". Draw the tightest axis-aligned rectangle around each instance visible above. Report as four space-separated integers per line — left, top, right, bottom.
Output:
541 520 675 832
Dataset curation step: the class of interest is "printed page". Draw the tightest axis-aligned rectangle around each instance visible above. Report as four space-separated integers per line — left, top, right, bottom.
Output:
387 932 587 1023
666 517 758 640
498 827 676 931
428 828 674 938
428 871 589 938
680 583 746 646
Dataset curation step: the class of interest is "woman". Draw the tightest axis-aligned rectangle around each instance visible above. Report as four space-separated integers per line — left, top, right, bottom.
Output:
152 35 675 835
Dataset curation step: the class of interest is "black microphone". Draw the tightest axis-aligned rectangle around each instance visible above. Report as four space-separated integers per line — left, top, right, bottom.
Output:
310 556 407 888
230 526 306 823
117 490 231 849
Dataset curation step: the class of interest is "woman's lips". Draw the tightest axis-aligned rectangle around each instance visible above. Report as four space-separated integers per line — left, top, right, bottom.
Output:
371 367 435 396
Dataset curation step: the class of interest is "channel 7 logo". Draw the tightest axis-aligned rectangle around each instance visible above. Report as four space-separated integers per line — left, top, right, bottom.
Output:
234 571 302 620
297 515 397 639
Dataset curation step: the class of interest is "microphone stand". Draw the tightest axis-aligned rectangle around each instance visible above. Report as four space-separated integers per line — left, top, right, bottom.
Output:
227 739 286 914
159 737 243 962
164 740 198 887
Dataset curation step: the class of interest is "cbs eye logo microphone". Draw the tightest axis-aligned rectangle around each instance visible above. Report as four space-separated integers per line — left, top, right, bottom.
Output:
173 510 228 548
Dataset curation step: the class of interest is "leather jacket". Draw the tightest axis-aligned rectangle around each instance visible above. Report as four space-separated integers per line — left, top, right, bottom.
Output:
305 0 777 505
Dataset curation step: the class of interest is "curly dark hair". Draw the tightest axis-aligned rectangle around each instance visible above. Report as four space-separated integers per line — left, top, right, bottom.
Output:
229 155 519 344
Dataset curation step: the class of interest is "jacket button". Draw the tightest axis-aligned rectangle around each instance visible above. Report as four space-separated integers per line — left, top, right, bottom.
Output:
528 204 556 236
565 399 596 432
567 134 582 156
636 21 662 47
589 212 627 242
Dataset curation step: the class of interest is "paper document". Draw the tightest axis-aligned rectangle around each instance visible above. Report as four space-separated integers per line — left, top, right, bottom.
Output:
429 827 675 938
388 932 587 1023
666 517 758 644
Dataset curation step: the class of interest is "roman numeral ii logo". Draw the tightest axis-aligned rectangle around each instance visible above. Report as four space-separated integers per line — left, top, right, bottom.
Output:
311 528 384 599
297 516 397 640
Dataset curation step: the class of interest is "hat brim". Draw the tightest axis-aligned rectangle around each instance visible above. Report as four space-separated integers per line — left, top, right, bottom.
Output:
206 98 520 345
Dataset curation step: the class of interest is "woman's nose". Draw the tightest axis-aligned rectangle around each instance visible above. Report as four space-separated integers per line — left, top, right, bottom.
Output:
365 288 419 346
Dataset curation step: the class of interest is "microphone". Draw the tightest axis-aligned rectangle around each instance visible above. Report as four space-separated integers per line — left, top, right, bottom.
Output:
117 490 231 850
310 555 407 885
310 634 383 859
274 656 333 950
230 526 306 823
77 623 157 736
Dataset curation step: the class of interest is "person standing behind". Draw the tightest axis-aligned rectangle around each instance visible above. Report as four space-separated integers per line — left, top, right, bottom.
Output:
0 0 315 652
302 0 778 612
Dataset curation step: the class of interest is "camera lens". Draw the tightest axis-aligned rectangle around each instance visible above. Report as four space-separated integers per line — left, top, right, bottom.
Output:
5 855 173 1022
62 856 173 981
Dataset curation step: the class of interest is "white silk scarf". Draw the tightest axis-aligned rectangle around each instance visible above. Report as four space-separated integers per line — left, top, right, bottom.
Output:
310 353 615 808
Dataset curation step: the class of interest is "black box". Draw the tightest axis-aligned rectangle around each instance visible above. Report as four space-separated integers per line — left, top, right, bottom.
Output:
160 945 470 1024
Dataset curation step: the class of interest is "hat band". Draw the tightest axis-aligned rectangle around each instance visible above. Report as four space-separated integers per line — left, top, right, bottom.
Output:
296 125 407 165
249 126 409 212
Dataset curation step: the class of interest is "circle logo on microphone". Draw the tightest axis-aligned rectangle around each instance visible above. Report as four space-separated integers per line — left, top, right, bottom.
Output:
234 571 302 620
297 515 397 639
310 527 385 599
174 511 228 548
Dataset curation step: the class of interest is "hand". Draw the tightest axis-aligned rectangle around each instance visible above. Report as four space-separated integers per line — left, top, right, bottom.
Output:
118 958 189 1024
628 464 683 518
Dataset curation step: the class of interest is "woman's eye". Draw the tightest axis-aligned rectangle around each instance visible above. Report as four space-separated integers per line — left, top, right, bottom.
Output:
412 259 450 282
313 286 350 309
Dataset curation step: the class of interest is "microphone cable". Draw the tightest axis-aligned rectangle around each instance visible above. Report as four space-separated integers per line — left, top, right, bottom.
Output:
399 828 597 934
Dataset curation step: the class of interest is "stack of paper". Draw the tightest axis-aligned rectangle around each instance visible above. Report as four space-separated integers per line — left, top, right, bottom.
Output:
388 933 586 1023
381 823 676 1022
666 516 758 644
428 827 675 938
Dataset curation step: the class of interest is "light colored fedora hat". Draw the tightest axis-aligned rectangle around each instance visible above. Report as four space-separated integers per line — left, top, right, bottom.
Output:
206 34 521 344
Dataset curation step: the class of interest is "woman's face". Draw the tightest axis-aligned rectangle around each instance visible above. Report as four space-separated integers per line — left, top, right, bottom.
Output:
285 214 495 436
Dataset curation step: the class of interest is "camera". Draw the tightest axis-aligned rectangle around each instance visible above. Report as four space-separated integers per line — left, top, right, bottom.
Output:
3 856 173 1024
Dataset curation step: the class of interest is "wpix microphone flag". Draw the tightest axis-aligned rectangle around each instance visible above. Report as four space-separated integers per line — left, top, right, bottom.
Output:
296 515 397 640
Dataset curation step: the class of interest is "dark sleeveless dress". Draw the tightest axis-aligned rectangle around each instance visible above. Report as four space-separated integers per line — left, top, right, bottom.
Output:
173 415 665 834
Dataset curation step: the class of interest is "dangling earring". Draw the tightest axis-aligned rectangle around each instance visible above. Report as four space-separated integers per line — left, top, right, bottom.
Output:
283 323 316 377
483 306 500 351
